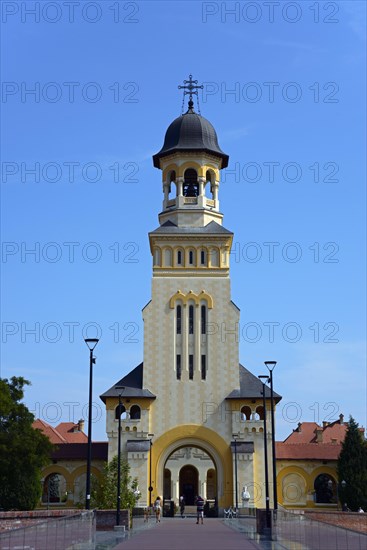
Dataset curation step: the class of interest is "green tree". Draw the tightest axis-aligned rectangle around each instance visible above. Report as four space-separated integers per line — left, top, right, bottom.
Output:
91 455 140 511
337 416 367 511
0 377 53 510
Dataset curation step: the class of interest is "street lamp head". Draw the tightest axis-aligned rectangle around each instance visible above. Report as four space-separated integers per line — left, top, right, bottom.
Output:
148 433 154 438
84 338 99 351
232 433 239 439
341 480 346 488
265 361 277 372
115 385 125 392
258 375 269 382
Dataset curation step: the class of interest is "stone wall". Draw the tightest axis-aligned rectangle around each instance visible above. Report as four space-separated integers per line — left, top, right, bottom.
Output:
0 509 78 531
304 510 367 534
95 509 130 530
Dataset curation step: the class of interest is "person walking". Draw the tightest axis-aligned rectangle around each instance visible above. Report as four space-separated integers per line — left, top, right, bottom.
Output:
179 495 185 518
154 496 162 523
196 495 204 524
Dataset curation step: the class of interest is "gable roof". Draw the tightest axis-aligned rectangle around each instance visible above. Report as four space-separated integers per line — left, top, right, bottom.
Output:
226 364 282 402
282 417 357 445
56 422 88 443
283 422 320 444
33 419 67 444
99 362 156 403
33 419 88 444
277 416 365 461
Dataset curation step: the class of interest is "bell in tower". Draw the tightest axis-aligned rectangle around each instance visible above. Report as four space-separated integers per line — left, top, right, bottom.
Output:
183 168 199 197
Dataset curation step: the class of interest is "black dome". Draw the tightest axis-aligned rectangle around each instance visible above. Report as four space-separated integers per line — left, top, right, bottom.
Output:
153 106 229 169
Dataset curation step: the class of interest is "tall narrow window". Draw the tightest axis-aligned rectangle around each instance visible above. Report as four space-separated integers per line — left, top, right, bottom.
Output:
189 355 194 380
201 250 206 265
176 305 182 334
201 305 206 335
201 355 206 380
176 355 181 380
189 250 194 265
189 305 194 334
177 250 182 265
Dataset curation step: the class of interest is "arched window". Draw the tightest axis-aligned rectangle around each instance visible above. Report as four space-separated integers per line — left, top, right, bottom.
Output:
189 250 194 265
115 404 127 420
164 248 172 267
130 405 141 420
241 406 252 421
200 250 206 266
201 355 206 380
255 406 264 420
189 354 194 380
177 250 182 265
183 168 199 197
201 305 206 334
176 305 182 334
42 473 67 504
210 247 219 267
189 305 194 334
153 248 161 266
176 355 181 380
314 474 334 504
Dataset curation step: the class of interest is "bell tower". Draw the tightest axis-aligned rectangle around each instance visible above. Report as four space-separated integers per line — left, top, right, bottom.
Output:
101 77 280 511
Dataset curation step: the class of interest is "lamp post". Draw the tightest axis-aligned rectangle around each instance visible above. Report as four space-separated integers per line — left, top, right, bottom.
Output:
328 479 346 509
340 480 347 509
148 433 154 508
265 361 277 511
232 433 239 511
115 385 125 526
84 337 99 510
259 375 271 530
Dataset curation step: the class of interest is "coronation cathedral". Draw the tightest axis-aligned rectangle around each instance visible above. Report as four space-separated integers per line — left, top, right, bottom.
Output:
100 78 280 512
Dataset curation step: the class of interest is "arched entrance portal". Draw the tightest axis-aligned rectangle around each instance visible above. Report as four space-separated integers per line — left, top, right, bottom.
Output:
179 465 198 505
164 446 217 505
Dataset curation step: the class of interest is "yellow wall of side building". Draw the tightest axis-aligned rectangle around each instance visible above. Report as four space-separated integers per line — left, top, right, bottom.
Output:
276 460 338 509
39 459 105 508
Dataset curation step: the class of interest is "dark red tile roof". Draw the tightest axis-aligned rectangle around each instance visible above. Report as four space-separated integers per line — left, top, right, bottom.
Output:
276 442 341 460
51 442 108 461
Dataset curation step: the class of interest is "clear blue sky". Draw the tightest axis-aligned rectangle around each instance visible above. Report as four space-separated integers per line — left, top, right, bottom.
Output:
1 1 366 441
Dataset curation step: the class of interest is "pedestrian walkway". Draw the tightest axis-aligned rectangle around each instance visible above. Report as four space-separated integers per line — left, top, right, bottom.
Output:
113 518 263 550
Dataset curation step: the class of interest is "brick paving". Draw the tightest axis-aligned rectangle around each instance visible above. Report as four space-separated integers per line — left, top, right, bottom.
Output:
114 518 263 550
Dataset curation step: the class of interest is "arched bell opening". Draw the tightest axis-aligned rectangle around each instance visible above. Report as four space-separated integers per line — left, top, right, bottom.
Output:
205 170 213 198
205 169 218 201
169 170 176 199
183 168 199 197
241 406 252 421
163 170 177 209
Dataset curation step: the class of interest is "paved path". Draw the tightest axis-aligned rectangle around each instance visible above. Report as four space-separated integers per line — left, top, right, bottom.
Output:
114 518 263 550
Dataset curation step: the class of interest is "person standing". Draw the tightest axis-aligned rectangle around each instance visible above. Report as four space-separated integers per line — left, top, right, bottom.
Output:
154 496 162 523
179 495 185 518
196 495 204 524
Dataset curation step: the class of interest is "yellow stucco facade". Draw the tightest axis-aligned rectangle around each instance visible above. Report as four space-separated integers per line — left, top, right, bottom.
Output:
277 461 339 509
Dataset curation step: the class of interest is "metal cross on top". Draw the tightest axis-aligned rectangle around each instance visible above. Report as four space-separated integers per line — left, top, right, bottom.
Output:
178 74 204 100
178 74 204 114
